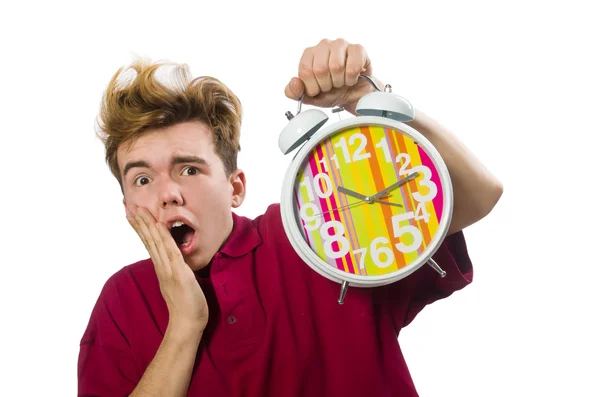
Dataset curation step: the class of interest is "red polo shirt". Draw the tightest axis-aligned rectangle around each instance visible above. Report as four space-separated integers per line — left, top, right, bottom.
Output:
78 203 473 396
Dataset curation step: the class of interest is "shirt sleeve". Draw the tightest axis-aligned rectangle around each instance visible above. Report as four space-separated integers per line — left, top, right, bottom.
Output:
381 230 474 331
77 274 139 397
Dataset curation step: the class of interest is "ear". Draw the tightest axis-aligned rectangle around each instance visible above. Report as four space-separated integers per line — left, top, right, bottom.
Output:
229 169 246 208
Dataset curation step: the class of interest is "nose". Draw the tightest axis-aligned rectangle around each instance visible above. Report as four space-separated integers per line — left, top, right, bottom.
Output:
157 179 184 209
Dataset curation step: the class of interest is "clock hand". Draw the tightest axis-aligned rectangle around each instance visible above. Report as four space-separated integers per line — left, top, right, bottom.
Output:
313 201 364 217
371 171 419 200
313 197 403 217
372 199 403 207
337 186 369 202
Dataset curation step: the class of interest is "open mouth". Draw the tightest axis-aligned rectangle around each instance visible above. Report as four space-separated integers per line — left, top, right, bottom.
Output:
170 221 196 247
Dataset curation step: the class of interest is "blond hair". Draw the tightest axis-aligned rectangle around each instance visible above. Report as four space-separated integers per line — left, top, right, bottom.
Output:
96 58 242 188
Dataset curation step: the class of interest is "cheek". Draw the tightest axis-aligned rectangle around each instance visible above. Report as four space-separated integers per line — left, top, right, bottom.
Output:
124 189 158 212
196 188 231 208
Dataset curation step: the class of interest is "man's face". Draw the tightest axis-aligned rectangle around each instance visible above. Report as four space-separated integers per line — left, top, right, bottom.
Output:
117 121 245 270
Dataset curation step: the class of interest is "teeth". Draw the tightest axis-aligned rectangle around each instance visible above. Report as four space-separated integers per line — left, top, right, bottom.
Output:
172 221 184 228
180 242 190 247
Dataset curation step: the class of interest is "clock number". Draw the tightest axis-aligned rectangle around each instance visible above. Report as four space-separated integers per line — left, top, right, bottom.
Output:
349 133 371 161
313 173 333 199
318 155 340 172
321 220 350 259
414 202 431 223
334 133 371 164
330 154 340 170
298 173 334 201
370 237 394 268
392 212 423 253
403 165 437 203
318 155 328 172
394 152 438 203
334 137 351 163
375 137 392 163
395 153 411 175
299 203 321 231
353 247 367 269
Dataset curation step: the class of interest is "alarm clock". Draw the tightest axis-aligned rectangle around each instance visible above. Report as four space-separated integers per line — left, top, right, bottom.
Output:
278 75 453 304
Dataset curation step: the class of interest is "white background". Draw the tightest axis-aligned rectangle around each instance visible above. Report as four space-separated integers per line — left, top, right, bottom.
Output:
1 0 598 396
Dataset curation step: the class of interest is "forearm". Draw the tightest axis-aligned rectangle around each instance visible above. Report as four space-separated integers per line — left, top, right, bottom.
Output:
406 109 503 234
130 324 202 397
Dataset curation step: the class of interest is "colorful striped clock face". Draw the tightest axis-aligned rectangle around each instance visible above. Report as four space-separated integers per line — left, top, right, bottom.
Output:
293 125 445 277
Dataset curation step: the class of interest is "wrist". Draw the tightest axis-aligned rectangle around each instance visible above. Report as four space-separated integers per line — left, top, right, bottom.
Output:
165 320 204 345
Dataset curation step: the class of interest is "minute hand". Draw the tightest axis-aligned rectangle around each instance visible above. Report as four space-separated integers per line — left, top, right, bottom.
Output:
371 172 419 200
337 186 369 202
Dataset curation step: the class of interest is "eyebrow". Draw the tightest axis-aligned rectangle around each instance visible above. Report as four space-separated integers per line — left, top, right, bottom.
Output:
122 155 208 178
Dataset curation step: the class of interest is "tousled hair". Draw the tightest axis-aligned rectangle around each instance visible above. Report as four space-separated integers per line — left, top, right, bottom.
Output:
95 57 242 189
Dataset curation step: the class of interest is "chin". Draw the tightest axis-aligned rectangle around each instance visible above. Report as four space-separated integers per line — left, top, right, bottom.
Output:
185 250 212 272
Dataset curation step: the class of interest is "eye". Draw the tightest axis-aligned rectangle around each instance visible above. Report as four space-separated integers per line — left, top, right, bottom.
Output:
134 176 151 187
183 166 199 176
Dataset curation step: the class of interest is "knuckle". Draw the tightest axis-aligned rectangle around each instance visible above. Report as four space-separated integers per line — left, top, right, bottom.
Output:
333 37 348 46
298 67 314 80
346 68 361 81
348 43 364 53
301 47 313 59
347 66 361 75
319 38 332 46
312 65 329 78
329 61 345 74
166 248 175 262
305 85 319 97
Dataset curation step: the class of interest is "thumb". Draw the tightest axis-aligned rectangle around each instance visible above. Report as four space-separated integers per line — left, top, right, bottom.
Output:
284 77 305 100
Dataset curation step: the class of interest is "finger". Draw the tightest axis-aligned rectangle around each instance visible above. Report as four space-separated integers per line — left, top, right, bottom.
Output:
134 207 170 279
345 44 369 87
297 48 319 97
312 45 333 93
156 222 189 279
329 39 348 88
284 77 305 100
127 206 152 254
156 222 182 264
144 215 175 281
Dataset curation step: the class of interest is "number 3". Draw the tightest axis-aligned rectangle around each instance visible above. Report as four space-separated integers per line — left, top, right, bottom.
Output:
402 165 437 203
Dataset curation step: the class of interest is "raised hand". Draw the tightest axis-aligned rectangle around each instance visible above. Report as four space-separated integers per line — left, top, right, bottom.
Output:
126 205 209 335
284 38 384 114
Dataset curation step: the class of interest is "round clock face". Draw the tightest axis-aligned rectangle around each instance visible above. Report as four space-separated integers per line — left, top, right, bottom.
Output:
290 122 450 281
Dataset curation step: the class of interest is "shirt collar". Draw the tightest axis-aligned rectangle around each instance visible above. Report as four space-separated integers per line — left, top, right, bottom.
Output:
218 211 262 258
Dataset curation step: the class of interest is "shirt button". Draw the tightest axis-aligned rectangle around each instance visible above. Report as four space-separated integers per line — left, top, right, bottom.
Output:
227 315 237 324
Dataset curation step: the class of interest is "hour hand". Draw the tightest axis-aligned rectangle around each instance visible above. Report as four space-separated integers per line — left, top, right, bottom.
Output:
337 186 369 202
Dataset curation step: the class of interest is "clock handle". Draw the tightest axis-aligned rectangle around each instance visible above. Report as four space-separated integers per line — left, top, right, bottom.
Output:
285 93 306 120
285 74 389 121
428 258 447 278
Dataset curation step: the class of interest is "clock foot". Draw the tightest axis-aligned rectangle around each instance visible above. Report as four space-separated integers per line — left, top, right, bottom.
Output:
428 258 447 278
337 280 349 305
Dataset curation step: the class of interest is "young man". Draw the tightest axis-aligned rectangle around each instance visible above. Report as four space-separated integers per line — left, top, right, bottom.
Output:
78 38 503 396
